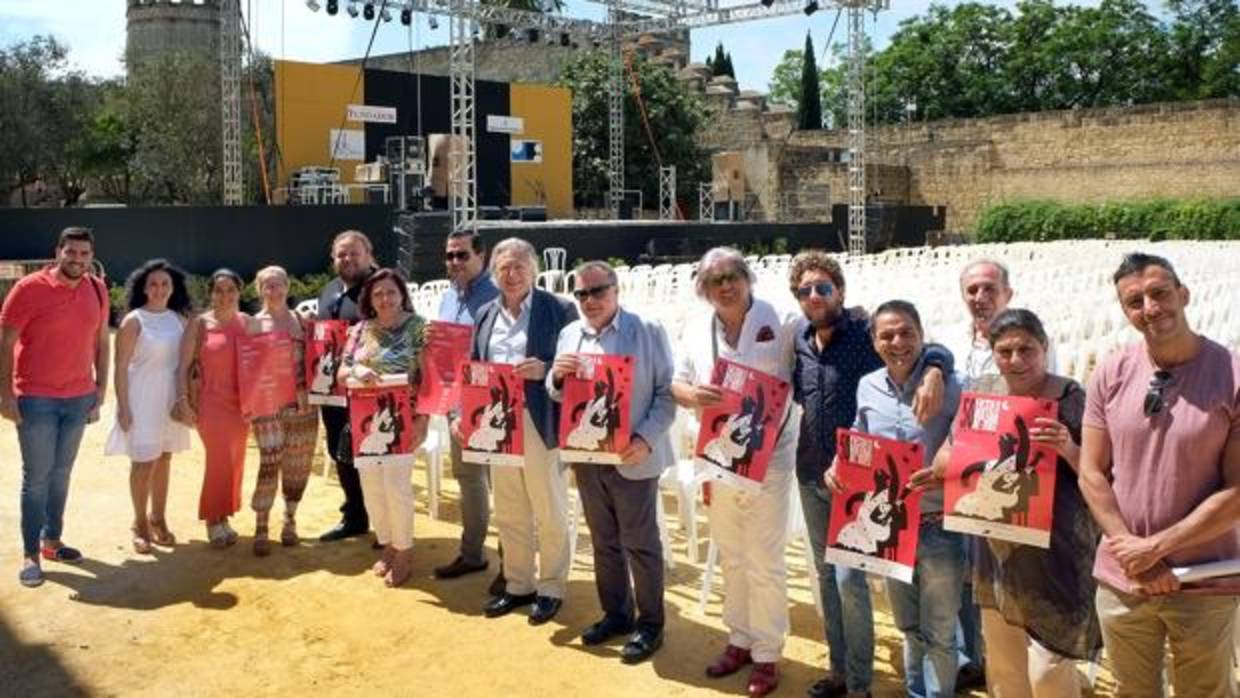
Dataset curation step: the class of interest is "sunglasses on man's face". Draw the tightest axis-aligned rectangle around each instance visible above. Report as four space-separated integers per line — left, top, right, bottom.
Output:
1143 369 1174 418
795 281 835 300
573 284 614 302
444 250 471 262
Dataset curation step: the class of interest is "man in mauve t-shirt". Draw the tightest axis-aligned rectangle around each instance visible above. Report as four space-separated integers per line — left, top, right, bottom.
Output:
1080 252 1240 698
0 227 111 588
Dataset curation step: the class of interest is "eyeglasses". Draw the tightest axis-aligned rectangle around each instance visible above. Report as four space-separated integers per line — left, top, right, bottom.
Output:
444 251 471 262
1143 370 1174 418
795 281 835 299
706 271 741 288
572 284 614 301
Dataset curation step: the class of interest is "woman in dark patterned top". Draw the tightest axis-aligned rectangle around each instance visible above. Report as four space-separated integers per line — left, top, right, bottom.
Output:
935 308 1101 698
339 267 428 588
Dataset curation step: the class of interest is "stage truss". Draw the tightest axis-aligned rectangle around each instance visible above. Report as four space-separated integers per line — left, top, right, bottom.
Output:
303 0 888 251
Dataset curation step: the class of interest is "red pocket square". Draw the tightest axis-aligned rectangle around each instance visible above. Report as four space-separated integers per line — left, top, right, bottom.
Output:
756 325 776 342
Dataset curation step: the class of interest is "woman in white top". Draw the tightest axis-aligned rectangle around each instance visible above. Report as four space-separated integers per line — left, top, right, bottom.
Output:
105 260 192 554
671 247 801 698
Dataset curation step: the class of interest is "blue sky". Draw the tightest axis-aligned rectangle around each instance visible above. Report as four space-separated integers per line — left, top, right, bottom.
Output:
1 0 1123 94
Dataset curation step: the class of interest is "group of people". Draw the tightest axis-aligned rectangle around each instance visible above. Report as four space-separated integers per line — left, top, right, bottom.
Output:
2 225 1236 698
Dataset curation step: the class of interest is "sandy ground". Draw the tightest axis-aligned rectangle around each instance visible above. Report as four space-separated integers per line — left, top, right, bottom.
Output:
0 398 1118 698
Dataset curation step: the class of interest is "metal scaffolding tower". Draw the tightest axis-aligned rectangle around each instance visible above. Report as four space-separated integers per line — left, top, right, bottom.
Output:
307 0 888 245
220 0 244 205
608 1 626 220
658 165 677 220
448 1 478 233
845 2 866 256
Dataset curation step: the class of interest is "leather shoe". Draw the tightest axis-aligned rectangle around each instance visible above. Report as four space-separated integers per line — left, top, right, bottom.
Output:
706 644 752 678
434 556 488 579
620 628 663 664
807 674 848 698
581 615 635 646
957 662 986 691
747 662 780 697
483 592 537 618
487 570 507 597
527 596 562 625
318 521 367 543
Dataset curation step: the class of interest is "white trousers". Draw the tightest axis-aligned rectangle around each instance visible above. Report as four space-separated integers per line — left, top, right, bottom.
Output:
710 464 793 663
981 608 1081 698
358 462 414 552
491 410 570 598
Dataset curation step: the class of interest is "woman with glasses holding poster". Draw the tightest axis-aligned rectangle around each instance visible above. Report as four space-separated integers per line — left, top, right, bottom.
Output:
244 266 319 557
338 267 428 588
932 308 1100 698
670 246 800 698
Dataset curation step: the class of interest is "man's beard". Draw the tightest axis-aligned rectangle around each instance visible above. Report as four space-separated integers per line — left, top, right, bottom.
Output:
340 265 369 285
58 262 86 279
810 305 841 329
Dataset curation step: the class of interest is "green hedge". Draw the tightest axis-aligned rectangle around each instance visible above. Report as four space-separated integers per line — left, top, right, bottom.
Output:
108 270 334 321
974 199 1240 243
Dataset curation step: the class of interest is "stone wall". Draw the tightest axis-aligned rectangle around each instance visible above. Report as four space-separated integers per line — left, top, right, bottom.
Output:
699 95 1240 232
125 0 220 63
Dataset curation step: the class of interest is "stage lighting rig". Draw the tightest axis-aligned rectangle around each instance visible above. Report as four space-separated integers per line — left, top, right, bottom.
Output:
327 0 338 14
400 8 412 24
363 2 375 20
306 0 321 11
803 0 818 14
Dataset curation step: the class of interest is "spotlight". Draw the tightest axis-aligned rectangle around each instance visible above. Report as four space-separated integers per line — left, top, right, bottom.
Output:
560 32 570 47
760 0 773 5
306 0 321 11
428 15 438 29
496 24 510 39
347 2 359 17
380 7 392 21
327 0 338 13
803 0 818 15
400 9 412 25
526 28 540 43
363 2 375 20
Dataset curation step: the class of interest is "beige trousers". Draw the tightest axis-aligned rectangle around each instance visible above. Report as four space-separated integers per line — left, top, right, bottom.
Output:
981 607 1081 698
1096 583 1238 698
358 462 414 551
491 410 570 598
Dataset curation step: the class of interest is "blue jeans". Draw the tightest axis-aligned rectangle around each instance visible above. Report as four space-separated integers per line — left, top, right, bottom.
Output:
958 539 984 668
16 393 96 557
886 520 965 698
799 483 875 693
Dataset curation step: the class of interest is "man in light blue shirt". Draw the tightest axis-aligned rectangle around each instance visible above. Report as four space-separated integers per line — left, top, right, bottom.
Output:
433 230 501 585
827 300 963 698
548 261 676 664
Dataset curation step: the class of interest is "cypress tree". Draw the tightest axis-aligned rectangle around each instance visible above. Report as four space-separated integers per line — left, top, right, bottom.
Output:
797 33 823 130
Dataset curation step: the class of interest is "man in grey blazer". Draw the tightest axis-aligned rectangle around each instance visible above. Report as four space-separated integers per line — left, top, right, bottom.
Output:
548 261 676 664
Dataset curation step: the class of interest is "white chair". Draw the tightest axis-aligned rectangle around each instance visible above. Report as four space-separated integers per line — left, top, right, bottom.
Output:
417 416 449 521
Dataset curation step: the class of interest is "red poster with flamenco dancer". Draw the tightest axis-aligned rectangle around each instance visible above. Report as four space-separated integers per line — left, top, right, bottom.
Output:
824 429 924 584
415 320 473 415
305 320 349 407
559 354 634 465
459 361 525 467
237 331 297 420
943 392 1058 548
348 377 415 468
693 358 791 493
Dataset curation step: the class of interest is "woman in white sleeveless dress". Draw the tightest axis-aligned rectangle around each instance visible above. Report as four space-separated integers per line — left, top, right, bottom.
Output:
105 260 193 554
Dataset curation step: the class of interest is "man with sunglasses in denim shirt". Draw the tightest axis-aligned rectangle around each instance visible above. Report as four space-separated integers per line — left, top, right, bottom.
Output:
788 251 953 698
433 230 502 589
1080 252 1240 698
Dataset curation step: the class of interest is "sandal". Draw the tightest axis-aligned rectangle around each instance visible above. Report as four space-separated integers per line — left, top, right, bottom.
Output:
132 526 153 555
385 548 413 588
372 545 396 577
280 519 299 547
222 520 239 546
148 519 177 546
253 535 271 557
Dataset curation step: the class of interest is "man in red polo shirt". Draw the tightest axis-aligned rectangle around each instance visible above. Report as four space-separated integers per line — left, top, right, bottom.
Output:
0 227 110 588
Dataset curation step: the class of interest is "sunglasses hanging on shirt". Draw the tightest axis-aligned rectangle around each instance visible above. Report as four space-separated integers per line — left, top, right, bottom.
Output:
1143 369 1174 418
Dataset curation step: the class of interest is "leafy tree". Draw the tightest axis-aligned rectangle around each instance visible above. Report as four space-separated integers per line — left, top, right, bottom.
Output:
1164 0 1240 98
125 50 223 204
797 33 823 130
0 36 102 206
767 48 805 109
557 51 708 212
711 42 727 75
722 51 736 79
